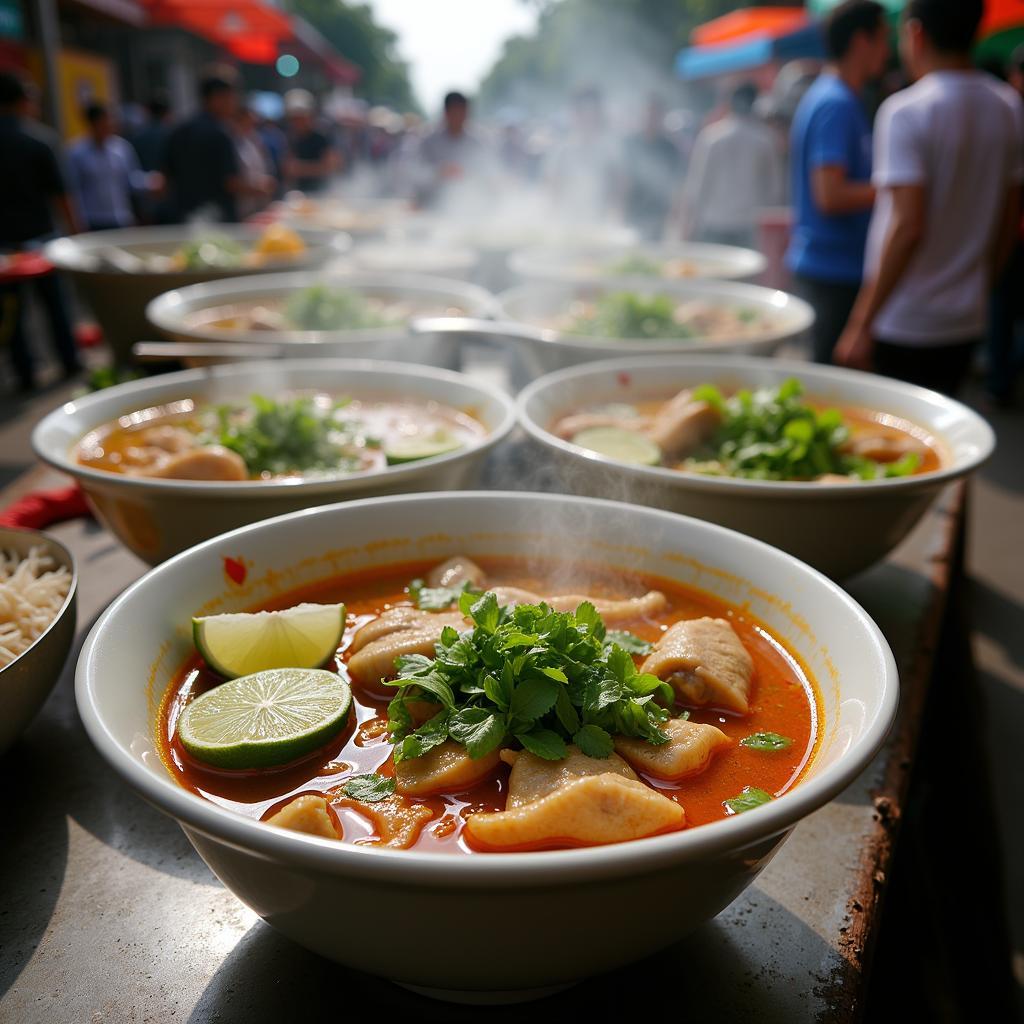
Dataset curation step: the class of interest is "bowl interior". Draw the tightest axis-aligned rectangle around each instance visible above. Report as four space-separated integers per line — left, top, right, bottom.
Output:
77 492 897 873
518 355 994 486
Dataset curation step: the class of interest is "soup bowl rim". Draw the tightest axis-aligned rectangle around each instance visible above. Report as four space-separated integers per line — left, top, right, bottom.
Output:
516 354 995 496
76 490 898 887
31 358 517 498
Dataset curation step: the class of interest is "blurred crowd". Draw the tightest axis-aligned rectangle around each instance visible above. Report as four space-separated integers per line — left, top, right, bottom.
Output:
1 0 1022 401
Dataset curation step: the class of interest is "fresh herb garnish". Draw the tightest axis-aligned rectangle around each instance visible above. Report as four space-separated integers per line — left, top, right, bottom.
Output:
177 236 244 270
605 630 653 655
608 253 663 277
284 284 395 332
686 379 920 481
209 394 362 477
569 291 689 340
740 731 793 751
342 773 396 803
723 786 773 814
408 577 476 611
385 593 674 763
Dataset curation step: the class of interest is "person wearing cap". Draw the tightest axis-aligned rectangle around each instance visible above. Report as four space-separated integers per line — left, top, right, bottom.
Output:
284 89 339 194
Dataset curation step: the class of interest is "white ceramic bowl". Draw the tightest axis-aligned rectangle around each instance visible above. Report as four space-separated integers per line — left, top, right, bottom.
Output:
518 355 995 578
0 527 77 754
32 360 516 565
146 271 498 371
494 279 815 380
350 240 479 280
509 241 768 284
77 491 897 1000
46 224 350 365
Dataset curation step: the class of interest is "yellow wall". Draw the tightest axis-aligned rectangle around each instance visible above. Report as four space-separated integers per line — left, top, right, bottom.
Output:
28 47 116 140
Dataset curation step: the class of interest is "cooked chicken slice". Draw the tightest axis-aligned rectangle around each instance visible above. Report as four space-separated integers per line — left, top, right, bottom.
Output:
464 774 684 850
841 432 924 464
333 793 434 849
136 425 196 453
552 411 652 440
347 607 465 684
642 617 754 714
642 390 721 460
816 473 855 484
265 794 340 839
502 745 638 808
615 718 730 781
488 586 667 624
395 741 502 796
425 555 486 590
135 445 248 481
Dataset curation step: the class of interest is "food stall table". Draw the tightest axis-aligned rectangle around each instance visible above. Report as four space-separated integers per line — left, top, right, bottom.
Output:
0 457 1003 1022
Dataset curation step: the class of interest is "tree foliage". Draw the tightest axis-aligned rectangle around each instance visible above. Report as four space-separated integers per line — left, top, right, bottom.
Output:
479 0 794 113
286 0 418 111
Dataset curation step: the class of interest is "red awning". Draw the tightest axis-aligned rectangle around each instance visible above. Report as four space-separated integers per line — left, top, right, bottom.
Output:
146 0 291 63
692 7 810 47
980 0 1024 37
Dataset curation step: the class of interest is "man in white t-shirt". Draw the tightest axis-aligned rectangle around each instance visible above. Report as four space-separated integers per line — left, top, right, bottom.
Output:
836 0 1024 395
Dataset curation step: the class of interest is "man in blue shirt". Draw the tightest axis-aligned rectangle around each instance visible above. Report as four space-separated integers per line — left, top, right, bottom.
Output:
787 0 890 363
68 101 148 232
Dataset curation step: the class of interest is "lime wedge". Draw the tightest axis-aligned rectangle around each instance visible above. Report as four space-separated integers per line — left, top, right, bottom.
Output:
178 668 352 769
193 602 346 679
384 430 463 465
571 426 662 466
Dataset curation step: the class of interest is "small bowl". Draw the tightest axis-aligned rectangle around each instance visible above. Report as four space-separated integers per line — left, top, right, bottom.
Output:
0 528 77 754
509 241 768 285
517 355 995 578
45 224 350 365
77 491 897 999
146 270 499 371
33 359 517 565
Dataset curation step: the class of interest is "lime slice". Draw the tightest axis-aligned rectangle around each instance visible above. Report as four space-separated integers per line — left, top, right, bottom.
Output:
193 602 346 679
384 430 463 465
571 426 662 466
178 668 352 769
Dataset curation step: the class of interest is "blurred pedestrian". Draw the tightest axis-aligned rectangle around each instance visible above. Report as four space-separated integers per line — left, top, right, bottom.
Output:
414 91 489 209
680 82 781 248
787 0 889 363
0 71 82 392
836 0 1024 396
67 101 149 231
234 105 276 220
547 86 622 224
985 44 1024 406
622 95 681 241
284 89 339 194
164 67 267 222
130 92 172 173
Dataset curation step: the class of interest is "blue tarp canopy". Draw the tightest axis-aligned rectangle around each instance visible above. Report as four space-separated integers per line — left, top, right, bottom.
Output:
675 22 826 81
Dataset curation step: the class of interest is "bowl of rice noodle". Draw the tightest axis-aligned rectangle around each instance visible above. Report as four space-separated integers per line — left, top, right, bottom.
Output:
0 528 77 753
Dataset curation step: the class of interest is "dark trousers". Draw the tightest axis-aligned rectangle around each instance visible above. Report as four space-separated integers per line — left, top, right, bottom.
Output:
873 338 978 397
1 272 80 390
793 273 861 364
986 243 1023 401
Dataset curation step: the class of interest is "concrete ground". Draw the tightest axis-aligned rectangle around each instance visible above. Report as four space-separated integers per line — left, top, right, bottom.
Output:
1 346 1022 1003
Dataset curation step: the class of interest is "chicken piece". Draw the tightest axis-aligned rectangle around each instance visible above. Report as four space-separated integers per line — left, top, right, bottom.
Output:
425 555 486 590
502 745 638 808
136 445 248 481
841 432 924 464
614 718 730 781
333 793 434 849
395 741 502 796
464 774 684 850
265 794 340 839
816 473 856 484
642 390 721 460
551 411 652 441
347 607 465 684
246 306 288 331
136 425 196 453
641 617 754 714
488 586 667 625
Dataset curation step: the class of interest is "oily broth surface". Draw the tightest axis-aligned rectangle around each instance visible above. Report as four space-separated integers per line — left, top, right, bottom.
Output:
159 557 818 853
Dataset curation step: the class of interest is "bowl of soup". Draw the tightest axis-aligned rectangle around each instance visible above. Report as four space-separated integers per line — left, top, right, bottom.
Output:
488 279 814 381
76 490 897 999
147 271 498 370
32 360 516 565
509 242 768 285
45 224 350 365
517 355 994 578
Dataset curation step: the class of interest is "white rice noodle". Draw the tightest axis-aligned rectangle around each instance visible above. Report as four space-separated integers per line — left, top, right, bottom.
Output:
0 545 72 670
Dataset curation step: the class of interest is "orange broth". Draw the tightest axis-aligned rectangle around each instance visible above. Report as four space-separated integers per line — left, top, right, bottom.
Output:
158 558 820 853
